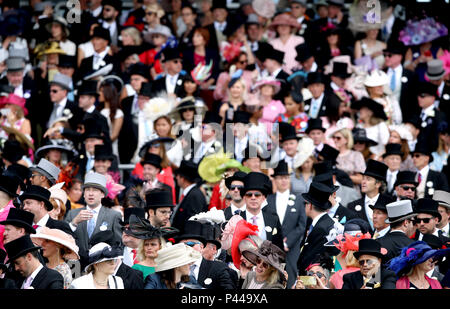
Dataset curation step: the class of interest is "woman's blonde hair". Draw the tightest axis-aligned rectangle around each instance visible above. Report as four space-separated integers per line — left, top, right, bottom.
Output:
336 128 354 150
226 78 247 102
8 104 24 119
122 27 143 46
265 266 281 285
343 250 360 268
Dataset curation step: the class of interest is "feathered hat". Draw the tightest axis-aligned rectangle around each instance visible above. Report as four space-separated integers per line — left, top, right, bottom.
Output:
230 219 261 269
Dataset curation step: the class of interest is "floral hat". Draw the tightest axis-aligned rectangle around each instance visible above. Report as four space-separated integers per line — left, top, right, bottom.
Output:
399 17 448 46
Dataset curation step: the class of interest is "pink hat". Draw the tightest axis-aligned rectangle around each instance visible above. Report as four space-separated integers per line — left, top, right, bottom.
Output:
252 76 281 94
31 227 80 260
0 93 28 116
269 13 301 31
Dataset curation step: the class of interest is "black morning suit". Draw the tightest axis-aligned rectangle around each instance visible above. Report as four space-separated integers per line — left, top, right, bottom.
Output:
115 262 144 289
171 185 208 234
342 268 397 289
376 230 415 264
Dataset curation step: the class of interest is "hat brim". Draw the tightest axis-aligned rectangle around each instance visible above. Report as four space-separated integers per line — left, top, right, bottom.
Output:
362 171 386 182
354 137 378 146
83 183 108 196
382 151 404 158
242 249 286 281
29 167 57 185
7 246 41 262
175 234 207 247
19 193 53 211
31 234 80 260
385 212 416 224
301 193 332 210
35 144 76 160
84 255 123 273
0 219 36 234
0 186 18 198
353 250 385 260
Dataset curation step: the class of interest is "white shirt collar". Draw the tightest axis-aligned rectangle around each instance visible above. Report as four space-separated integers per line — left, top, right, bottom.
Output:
376 226 390 238
271 67 282 78
56 96 68 107
23 263 43 288
365 193 380 205
230 203 246 214
36 214 49 226
421 104 435 117
312 92 324 103
419 165 430 176
94 48 108 59
328 202 340 218
86 105 96 113
182 183 196 196
311 212 328 228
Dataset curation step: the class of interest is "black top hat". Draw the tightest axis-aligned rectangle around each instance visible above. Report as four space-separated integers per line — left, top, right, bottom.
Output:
129 62 151 81
58 54 76 68
302 181 333 210
352 128 378 146
0 207 36 234
331 62 351 79
369 194 395 212
272 160 291 177
382 143 404 158
415 198 441 221
203 111 222 125
102 0 121 11
353 238 386 260
305 118 326 134
19 185 54 211
266 47 285 64
82 117 105 140
393 171 418 187
94 144 114 161
161 47 182 62
313 160 336 176
120 207 146 226
175 232 207 247
306 72 325 86
141 153 162 170
212 0 227 10
92 26 111 42
0 84 14 96
383 41 405 56
183 220 221 249
4 163 30 191
351 97 387 120
225 171 247 189
312 172 339 192
411 138 433 163
0 174 20 198
223 15 246 38
319 144 339 164
241 143 266 163
138 136 174 158
232 111 251 124
280 122 300 143
254 42 273 62
138 82 153 97
77 80 99 96
145 188 175 209
0 248 7 272
295 43 313 63
4 235 41 262
363 159 388 182
240 172 271 197
175 160 201 183
416 82 438 97
1 140 25 163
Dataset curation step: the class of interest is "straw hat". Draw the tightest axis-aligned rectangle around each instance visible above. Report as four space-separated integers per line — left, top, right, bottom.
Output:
154 243 201 272
31 227 79 260
293 137 314 169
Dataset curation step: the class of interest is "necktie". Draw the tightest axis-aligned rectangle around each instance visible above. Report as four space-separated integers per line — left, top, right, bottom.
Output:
87 212 95 238
373 231 380 239
420 111 426 121
387 172 393 192
251 216 258 226
390 70 396 91
418 173 422 184
131 249 138 264
189 264 197 278
22 276 33 289
234 209 240 215
310 99 320 118
179 194 185 203
32 224 39 230
307 224 313 236
86 155 94 172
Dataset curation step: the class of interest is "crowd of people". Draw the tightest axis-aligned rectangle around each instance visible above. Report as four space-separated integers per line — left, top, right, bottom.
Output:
0 0 449 290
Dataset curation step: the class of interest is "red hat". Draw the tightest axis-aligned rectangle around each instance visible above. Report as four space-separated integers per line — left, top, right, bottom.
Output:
0 93 28 116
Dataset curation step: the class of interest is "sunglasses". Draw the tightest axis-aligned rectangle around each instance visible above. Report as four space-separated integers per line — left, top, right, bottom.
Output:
256 257 269 268
230 185 244 191
146 12 156 16
172 59 182 64
245 192 263 198
332 136 342 140
413 218 433 224
239 60 248 64
358 259 376 266
412 153 425 158
400 185 416 192
306 271 325 279
185 241 202 247
50 89 60 93
383 53 393 58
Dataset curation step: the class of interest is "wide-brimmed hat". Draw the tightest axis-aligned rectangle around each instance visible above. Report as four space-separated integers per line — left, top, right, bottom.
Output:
352 128 378 146
215 159 250 178
43 41 66 55
399 17 448 46
293 137 314 169
45 15 70 37
240 172 271 197
169 97 207 121
0 93 28 116
242 240 286 281
324 218 372 247
354 238 387 260
389 241 450 277
126 214 178 240
385 200 416 224
19 185 54 212
99 75 124 94
388 124 413 142
351 97 387 120
415 198 441 221
362 159 388 182
252 76 281 94
174 160 201 183
83 172 108 196
433 190 450 210
225 171 248 190
35 139 77 162
382 143 404 158
393 171 418 188
364 70 389 87
29 158 61 185
425 59 446 81
146 3 165 18
4 235 41 262
154 243 201 272
0 174 19 198
269 13 301 31
313 172 339 193
302 181 333 210
138 134 174 159
145 189 175 209
31 227 79 260
0 207 35 234
84 242 123 273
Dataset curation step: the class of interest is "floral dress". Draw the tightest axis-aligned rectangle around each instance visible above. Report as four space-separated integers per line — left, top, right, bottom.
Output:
277 112 309 135
55 262 73 289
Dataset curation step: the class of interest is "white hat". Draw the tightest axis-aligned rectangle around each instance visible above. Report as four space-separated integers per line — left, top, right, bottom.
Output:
155 243 201 272
293 137 314 169
364 69 389 87
84 242 123 273
49 182 68 205
148 24 172 38
389 124 413 142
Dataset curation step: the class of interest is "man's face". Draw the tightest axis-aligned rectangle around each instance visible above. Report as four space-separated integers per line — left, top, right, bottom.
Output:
201 124 216 142
7 70 24 87
164 59 182 75
384 53 402 68
92 37 108 53
384 155 401 171
243 190 265 213
94 159 111 175
438 206 450 226
212 8 227 22
302 57 314 72
122 230 141 248
358 254 380 277
58 66 75 78
274 175 290 193
78 94 96 111
142 164 159 182
84 138 103 155
290 2 306 18
263 59 278 74
414 214 439 235
282 139 298 157
417 93 435 109
13 255 33 278
30 172 46 187
3 225 25 244
246 24 261 42
361 175 379 195
130 75 148 92
83 187 105 207
412 153 429 170
308 83 325 99
373 209 389 231
102 5 118 21
308 130 324 145
149 207 172 227
202 243 217 261
229 180 244 203
395 183 416 200
243 157 261 172
22 199 44 220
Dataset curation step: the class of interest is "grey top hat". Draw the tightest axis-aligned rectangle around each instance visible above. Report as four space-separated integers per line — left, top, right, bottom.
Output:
8 47 29 61
30 158 61 185
425 59 446 81
83 172 108 195
6 57 25 72
50 72 72 91
433 190 450 210
291 0 307 5
246 13 259 25
385 200 416 224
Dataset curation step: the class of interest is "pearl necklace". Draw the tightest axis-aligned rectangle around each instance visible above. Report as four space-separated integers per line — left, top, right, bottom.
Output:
93 276 108 287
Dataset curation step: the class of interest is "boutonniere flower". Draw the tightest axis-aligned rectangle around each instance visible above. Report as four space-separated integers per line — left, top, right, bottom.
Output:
24 91 31 99
208 147 215 153
272 228 277 235
428 188 435 196
204 278 212 285
99 60 106 67
63 108 71 116
443 94 450 100
426 181 433 188
287 200 295 206
426 109 435 118
214 141 221 148
290 208 297 212
401 76 408 83
265 226 272 233
177 79 182 86
355 205 362 212
304 105 310 111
